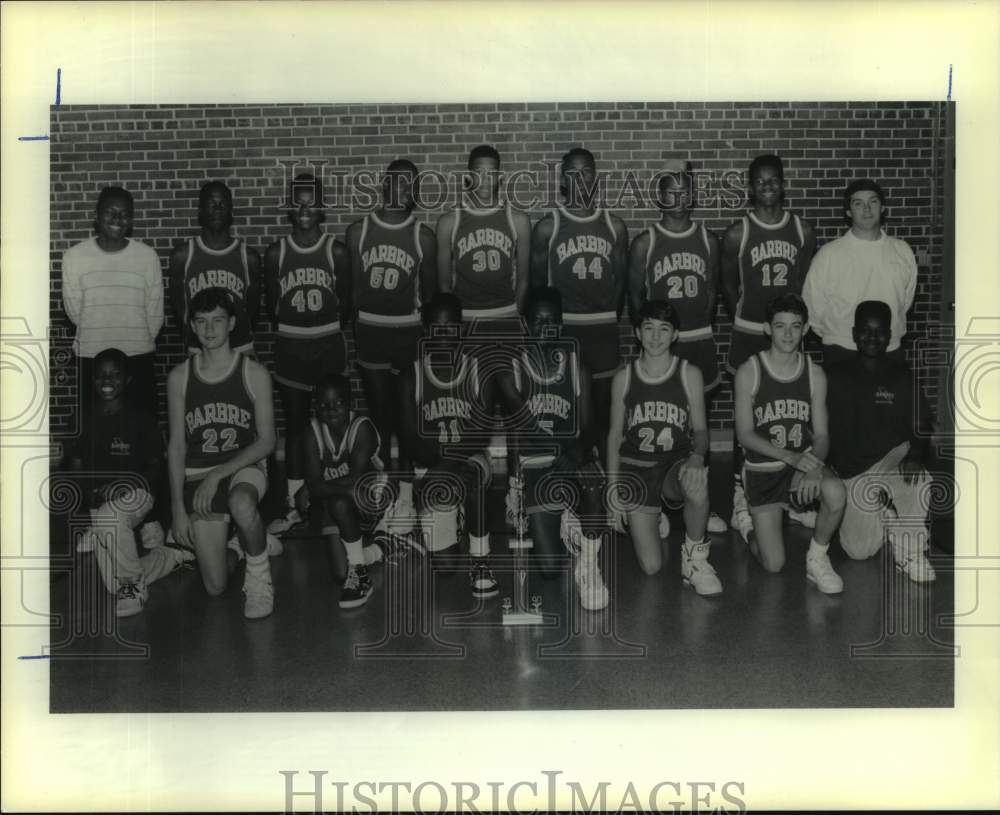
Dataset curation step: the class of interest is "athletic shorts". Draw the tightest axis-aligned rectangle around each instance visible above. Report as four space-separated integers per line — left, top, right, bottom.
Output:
274 333 348 391
674 336 721 391
183 461 268 522
414 452 493 512
617 454 687 513
312 470 388 535
742 464 813 512
727 327 771 374
355 322 422 374
520 454 605 515
561 322 622 380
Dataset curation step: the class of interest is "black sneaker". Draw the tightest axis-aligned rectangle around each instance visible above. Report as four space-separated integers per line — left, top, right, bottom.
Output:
469 560 499 599
116 581 147 617
373 530 425 565
339 564 374 609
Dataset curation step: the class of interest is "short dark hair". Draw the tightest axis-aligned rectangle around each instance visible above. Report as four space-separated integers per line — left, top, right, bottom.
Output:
386 158 418 176
92 347 129 374
199 180 232 207
468 145 500 168
422 291 463 325
561 147 596 172
765 292 808 324
655 163 695 208
749 153 784 183
854 300 892 328
189 287 236 321
287 172 326 210
314 373 352 405
96 185 133 212
525 286 563 322
634 299 681 330
843 178 888 224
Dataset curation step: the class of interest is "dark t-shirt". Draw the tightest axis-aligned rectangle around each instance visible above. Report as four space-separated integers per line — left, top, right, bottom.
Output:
826 358 926 479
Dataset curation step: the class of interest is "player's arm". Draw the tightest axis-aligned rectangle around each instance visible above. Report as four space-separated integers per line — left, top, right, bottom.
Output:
60 248 81 325
704 229 722 326
611 215 630 318
146 248 165 340
418 223 438 302
135 413 166 499
605 366 628 528
627 229 651 321
798 218 817 278
808 364 830 464
679 364 710 494
262 241 282 325
397 362 436 468
168 241 190 328
734 361 803 468
166 364 194 547
494 367 524 463
244 246 262 327
899 370 933 482
345 219 363 321
331 239 352 325
529 215 554 290
719 221 743 319
571 360 597 463
512 210 532 313
434 210 456 294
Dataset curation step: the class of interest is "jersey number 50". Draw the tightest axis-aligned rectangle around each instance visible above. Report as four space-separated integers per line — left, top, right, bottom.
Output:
370 266 400 290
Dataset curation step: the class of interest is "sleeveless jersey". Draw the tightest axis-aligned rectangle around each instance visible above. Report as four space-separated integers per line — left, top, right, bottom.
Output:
451 205 519 319
309 415 383 482
744 351 814 471
274 234 340 339
512 344 580 464
415 352 482 459
644 222 714 339
184 236 253 351
735 211 807 332
619 357 693 464
547 207 618 325
183 352 257 474
356 213 424 327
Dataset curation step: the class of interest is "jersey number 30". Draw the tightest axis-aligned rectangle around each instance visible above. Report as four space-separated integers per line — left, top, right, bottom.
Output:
201 427 238 454
638 426 674 452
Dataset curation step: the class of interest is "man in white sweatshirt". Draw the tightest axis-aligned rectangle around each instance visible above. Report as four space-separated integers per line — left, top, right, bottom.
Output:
802 179 917 367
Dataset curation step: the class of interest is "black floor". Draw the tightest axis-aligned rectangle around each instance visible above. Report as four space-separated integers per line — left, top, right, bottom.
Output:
49 456 955 712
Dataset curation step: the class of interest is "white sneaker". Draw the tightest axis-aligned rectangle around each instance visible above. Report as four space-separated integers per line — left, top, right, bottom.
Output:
266 532 284 557
706 512 728 534
806 550 844 594
227 534 245 560
732 509 755 545
681 540 723 596
116 580 148 617
267 506 303 536
789 507 817 529
560 509 584 555
139 521 165 550
574 556 609 611
894 551 937 583
383 496 416 537
658 512 671 539
243 570 274 619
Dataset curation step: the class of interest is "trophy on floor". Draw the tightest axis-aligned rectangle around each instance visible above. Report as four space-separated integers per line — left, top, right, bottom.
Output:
502 469 544 625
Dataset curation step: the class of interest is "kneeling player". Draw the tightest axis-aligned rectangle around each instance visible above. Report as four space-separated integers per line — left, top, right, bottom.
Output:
607 301 721 595
733 294 846 593
303 374 390 609
167 288 276 619
496 287 609 611
399 292 497 599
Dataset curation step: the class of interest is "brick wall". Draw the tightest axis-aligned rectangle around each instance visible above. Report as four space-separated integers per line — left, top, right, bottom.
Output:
49 101 949 443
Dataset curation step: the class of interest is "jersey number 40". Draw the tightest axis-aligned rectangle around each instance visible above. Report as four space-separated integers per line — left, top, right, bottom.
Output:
290 288 324 312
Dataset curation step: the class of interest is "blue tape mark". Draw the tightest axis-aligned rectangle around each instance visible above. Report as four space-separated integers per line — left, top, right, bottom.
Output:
18 135 49 141
947 64 952 101
18 654 50 660
56 67 62 105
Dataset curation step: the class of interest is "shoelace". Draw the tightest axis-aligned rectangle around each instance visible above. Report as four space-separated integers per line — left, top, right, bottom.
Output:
343 569 360 591
118 583 138 600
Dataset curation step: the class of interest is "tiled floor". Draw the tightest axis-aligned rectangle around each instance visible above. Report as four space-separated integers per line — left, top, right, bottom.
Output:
49 455 955 712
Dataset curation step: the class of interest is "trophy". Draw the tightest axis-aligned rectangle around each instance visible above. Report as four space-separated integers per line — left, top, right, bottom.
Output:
502 469 544 625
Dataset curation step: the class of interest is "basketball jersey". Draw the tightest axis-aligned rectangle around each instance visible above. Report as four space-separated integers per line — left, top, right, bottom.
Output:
184 236 253 351
644 222 714 339
512 344 580 464
309 415 383 482
735 211 807 332
415 352 481 460
274 234 341 339
744 351 814 471
619 357 693 464
356 213 424 327
546 207 618 325
183 352 257 475
451 205 519 319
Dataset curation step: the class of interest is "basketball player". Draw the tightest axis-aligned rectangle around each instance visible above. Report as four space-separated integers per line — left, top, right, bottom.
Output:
733 294 846 593
303 374 390 608
169 181 260 356
346 159 437 538
166 288 276 619
64 348 190 617
607 301 722 595
531 148 629 463
495 287 609 611
264 173 351 536
721 155 817 539
399 293 497 598
628 162 727 534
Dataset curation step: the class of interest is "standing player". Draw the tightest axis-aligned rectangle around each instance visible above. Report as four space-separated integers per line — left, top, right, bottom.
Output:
721 155 817 538
628 162 727 534
531 148 629 462
495 287 609 612
166 288 276 619
399 293 497 598
606 301 722 595
346 159 437 537
264 173 351 536
733 294 846 593
169 181 260 356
